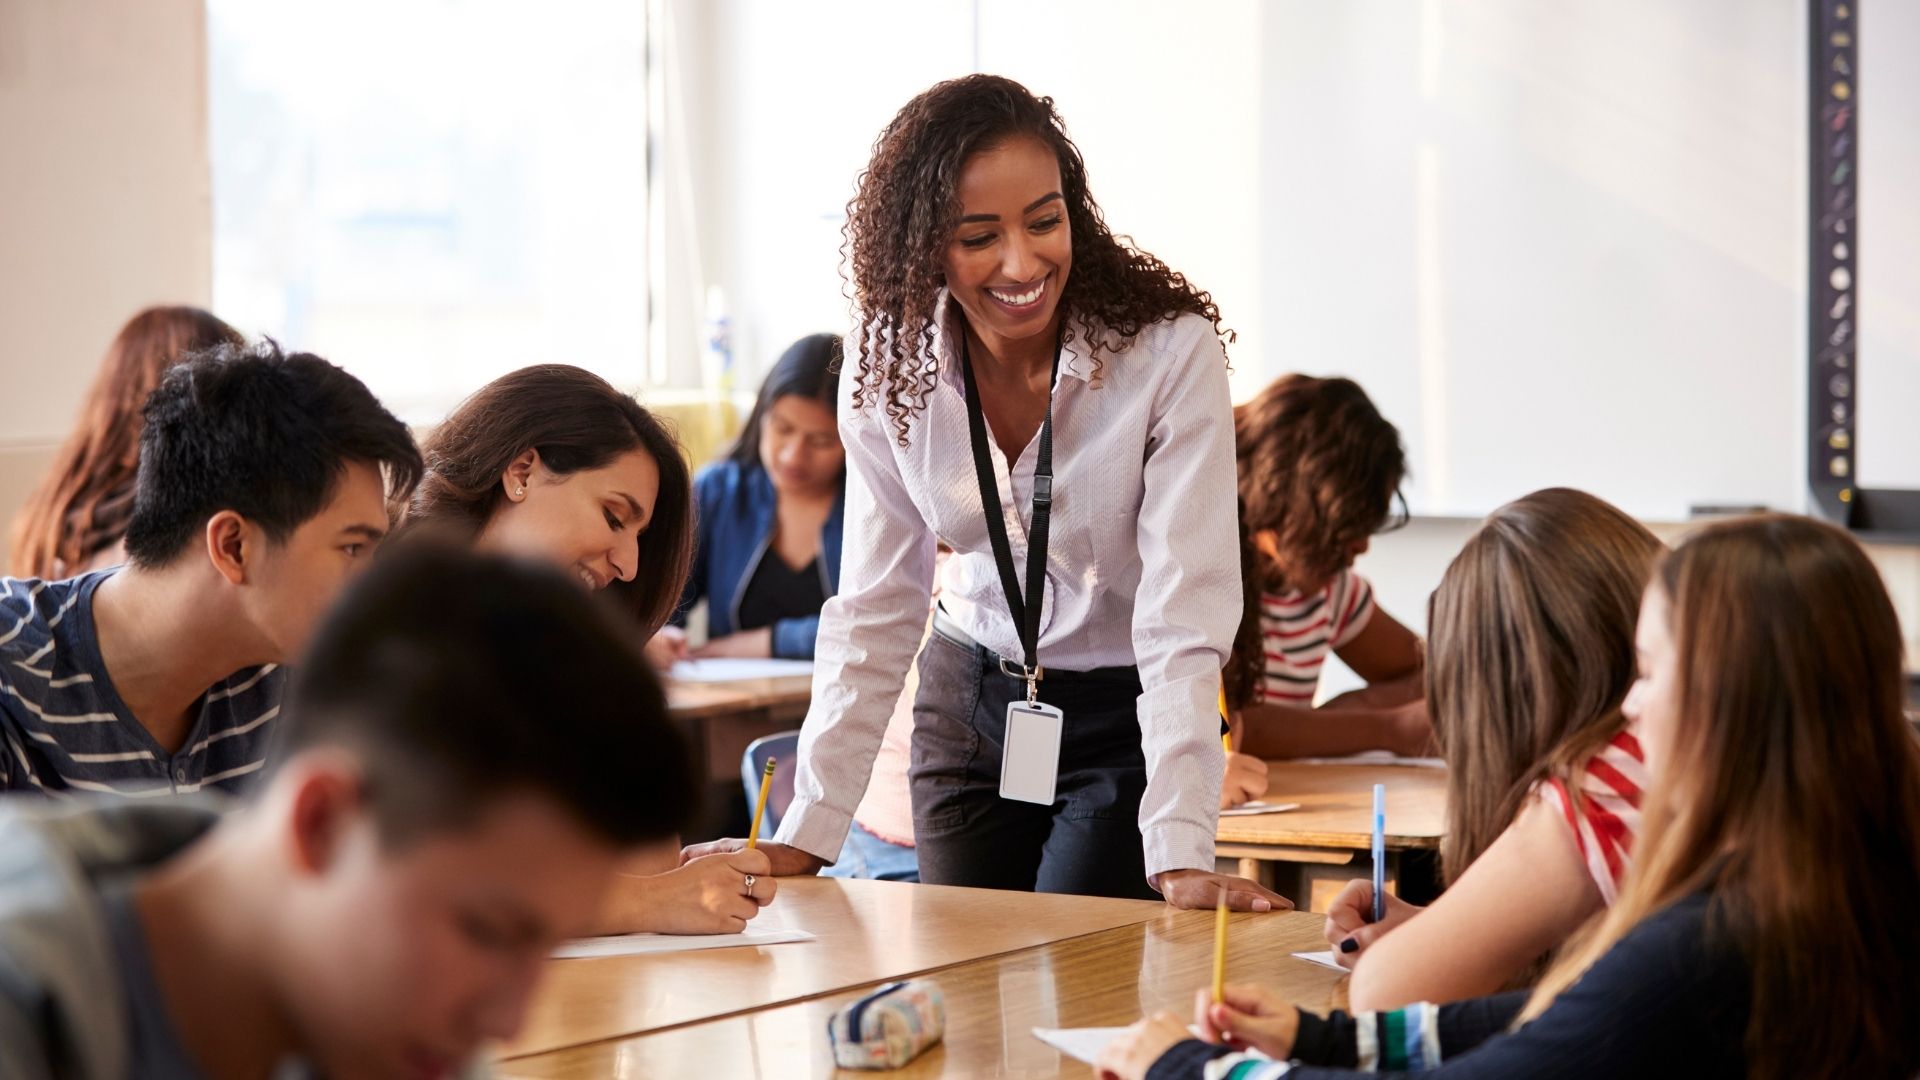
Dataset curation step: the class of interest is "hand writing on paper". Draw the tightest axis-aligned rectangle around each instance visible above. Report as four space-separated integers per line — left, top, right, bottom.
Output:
596 849 779 935
1195 983 1300 1059
681 837 828 877
690 626 773 659
1322 878 1422 967
1151 869 1293 913
1095 1011 1191 1080
1220 752 1269 810
643 625 690 669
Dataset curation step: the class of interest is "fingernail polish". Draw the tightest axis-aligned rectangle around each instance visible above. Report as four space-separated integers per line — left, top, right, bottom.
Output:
1340 937 1359 954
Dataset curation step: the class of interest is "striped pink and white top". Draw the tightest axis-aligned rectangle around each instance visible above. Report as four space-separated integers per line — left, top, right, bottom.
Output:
1257 569 1376 705
1537 726 1647 905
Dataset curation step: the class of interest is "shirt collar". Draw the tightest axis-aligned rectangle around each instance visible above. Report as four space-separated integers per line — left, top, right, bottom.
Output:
930 287 1094 385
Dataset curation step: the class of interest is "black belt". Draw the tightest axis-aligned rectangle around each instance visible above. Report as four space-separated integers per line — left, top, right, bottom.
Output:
930 607 1139 685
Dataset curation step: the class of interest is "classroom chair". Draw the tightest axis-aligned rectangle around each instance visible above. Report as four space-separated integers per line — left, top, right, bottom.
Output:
740 731 800 835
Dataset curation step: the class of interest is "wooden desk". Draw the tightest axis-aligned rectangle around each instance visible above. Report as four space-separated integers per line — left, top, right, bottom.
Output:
667 675 814 725
500 877 1165 1060
1217 762 1448 912
667 674 813 837
499 907 1344 1079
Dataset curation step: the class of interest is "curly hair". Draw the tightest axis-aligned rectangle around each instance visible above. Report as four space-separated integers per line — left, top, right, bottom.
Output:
1224 374 1406 707
842 73 1232 444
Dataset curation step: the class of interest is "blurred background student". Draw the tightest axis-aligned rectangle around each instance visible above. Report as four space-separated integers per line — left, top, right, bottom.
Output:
1226 374 1431 760
9 306 245 580
655 332 845 664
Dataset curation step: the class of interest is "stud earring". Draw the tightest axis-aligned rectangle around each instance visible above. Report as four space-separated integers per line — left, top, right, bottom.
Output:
515 486 526 497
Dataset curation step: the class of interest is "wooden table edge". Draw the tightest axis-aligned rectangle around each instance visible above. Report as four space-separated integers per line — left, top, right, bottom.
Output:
495 901 1168 1063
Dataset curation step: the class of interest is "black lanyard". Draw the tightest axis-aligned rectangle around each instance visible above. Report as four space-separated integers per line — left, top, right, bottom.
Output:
959 321 1065 701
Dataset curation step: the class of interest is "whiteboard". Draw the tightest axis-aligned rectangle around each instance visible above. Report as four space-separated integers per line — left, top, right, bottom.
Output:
1258 0 1810 521
1856 0 1920 493
698 0 1920 520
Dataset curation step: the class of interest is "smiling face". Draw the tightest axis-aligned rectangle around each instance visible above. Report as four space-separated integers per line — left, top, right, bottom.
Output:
476 448 660 591
940 134 1073 352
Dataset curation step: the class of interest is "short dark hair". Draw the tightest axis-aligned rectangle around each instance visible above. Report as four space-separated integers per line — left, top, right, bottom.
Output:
274 542 695 848
123 339 423 568
727 332 844 470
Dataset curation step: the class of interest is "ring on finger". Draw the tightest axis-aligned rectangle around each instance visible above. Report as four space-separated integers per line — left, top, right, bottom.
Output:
744 873 757 898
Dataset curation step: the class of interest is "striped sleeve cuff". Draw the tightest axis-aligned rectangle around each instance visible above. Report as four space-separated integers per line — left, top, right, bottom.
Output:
1146 1040 1292 1080
1354 1004 1443 1071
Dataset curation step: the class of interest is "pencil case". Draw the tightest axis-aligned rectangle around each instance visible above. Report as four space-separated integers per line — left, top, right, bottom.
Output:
827 978 946 1069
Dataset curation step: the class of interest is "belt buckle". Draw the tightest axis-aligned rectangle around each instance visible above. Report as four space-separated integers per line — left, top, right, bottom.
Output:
998 657 1043 683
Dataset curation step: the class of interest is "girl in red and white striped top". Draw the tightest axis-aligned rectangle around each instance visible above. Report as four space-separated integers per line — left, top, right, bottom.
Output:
1538 725 1648 904
1226 375 1431 761
1321 488 1666 1012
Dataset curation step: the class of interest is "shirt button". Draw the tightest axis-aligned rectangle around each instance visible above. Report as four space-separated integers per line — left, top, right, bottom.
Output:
175 766 188 783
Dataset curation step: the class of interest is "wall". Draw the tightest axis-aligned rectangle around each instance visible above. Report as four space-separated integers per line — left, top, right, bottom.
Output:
0 0 213 567
1324 516 1920 696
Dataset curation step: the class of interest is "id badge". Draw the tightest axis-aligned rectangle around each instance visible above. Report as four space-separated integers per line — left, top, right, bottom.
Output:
999 700 1064 805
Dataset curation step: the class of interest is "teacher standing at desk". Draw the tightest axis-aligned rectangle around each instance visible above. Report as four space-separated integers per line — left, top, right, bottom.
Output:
689 74 1287 911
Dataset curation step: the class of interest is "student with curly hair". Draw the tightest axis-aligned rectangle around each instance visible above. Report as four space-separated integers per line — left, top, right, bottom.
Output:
1224 374 1431 761
688 75 1285 911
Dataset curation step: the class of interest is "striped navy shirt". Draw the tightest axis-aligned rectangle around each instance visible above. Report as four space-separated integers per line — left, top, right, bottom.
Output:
0 571 284 797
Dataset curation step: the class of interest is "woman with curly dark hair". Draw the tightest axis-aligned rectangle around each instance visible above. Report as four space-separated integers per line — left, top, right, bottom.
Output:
1224 374 1431 761
687 75 1286 910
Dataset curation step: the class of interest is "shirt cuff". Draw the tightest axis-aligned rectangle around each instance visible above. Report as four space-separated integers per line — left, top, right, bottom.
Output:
1143 819 1218 883
772 794 853 865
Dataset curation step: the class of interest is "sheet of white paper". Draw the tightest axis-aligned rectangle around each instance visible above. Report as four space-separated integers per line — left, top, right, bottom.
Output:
1292 751 1446 769
669 658 815 683
1033 1025 1209 1065
1219 800 1302 817
1292 949 1348 972
1031 1027 1131 1065
554 927 815 959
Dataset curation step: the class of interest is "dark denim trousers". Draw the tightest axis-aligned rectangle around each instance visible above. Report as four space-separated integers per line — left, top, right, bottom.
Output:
907 622 1158 900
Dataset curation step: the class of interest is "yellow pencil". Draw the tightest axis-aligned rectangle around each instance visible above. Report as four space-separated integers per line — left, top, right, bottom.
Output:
1212 892 1229 1005
1219 689 1232 755
747 757 776 849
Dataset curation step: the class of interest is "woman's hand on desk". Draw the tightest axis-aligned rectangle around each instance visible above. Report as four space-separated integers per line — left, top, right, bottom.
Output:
597 849 778 935
1151 869 1293 912
1322 878 1422 967
1219 753 1269 810
680 838 828 877
690 627 772 659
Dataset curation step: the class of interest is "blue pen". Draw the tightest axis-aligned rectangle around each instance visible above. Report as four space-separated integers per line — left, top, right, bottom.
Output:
1371 783 1386 923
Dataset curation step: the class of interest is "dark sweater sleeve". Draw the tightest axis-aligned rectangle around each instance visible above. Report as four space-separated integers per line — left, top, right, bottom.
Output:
1151 895 1746 1079
1144 994 1525 1080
